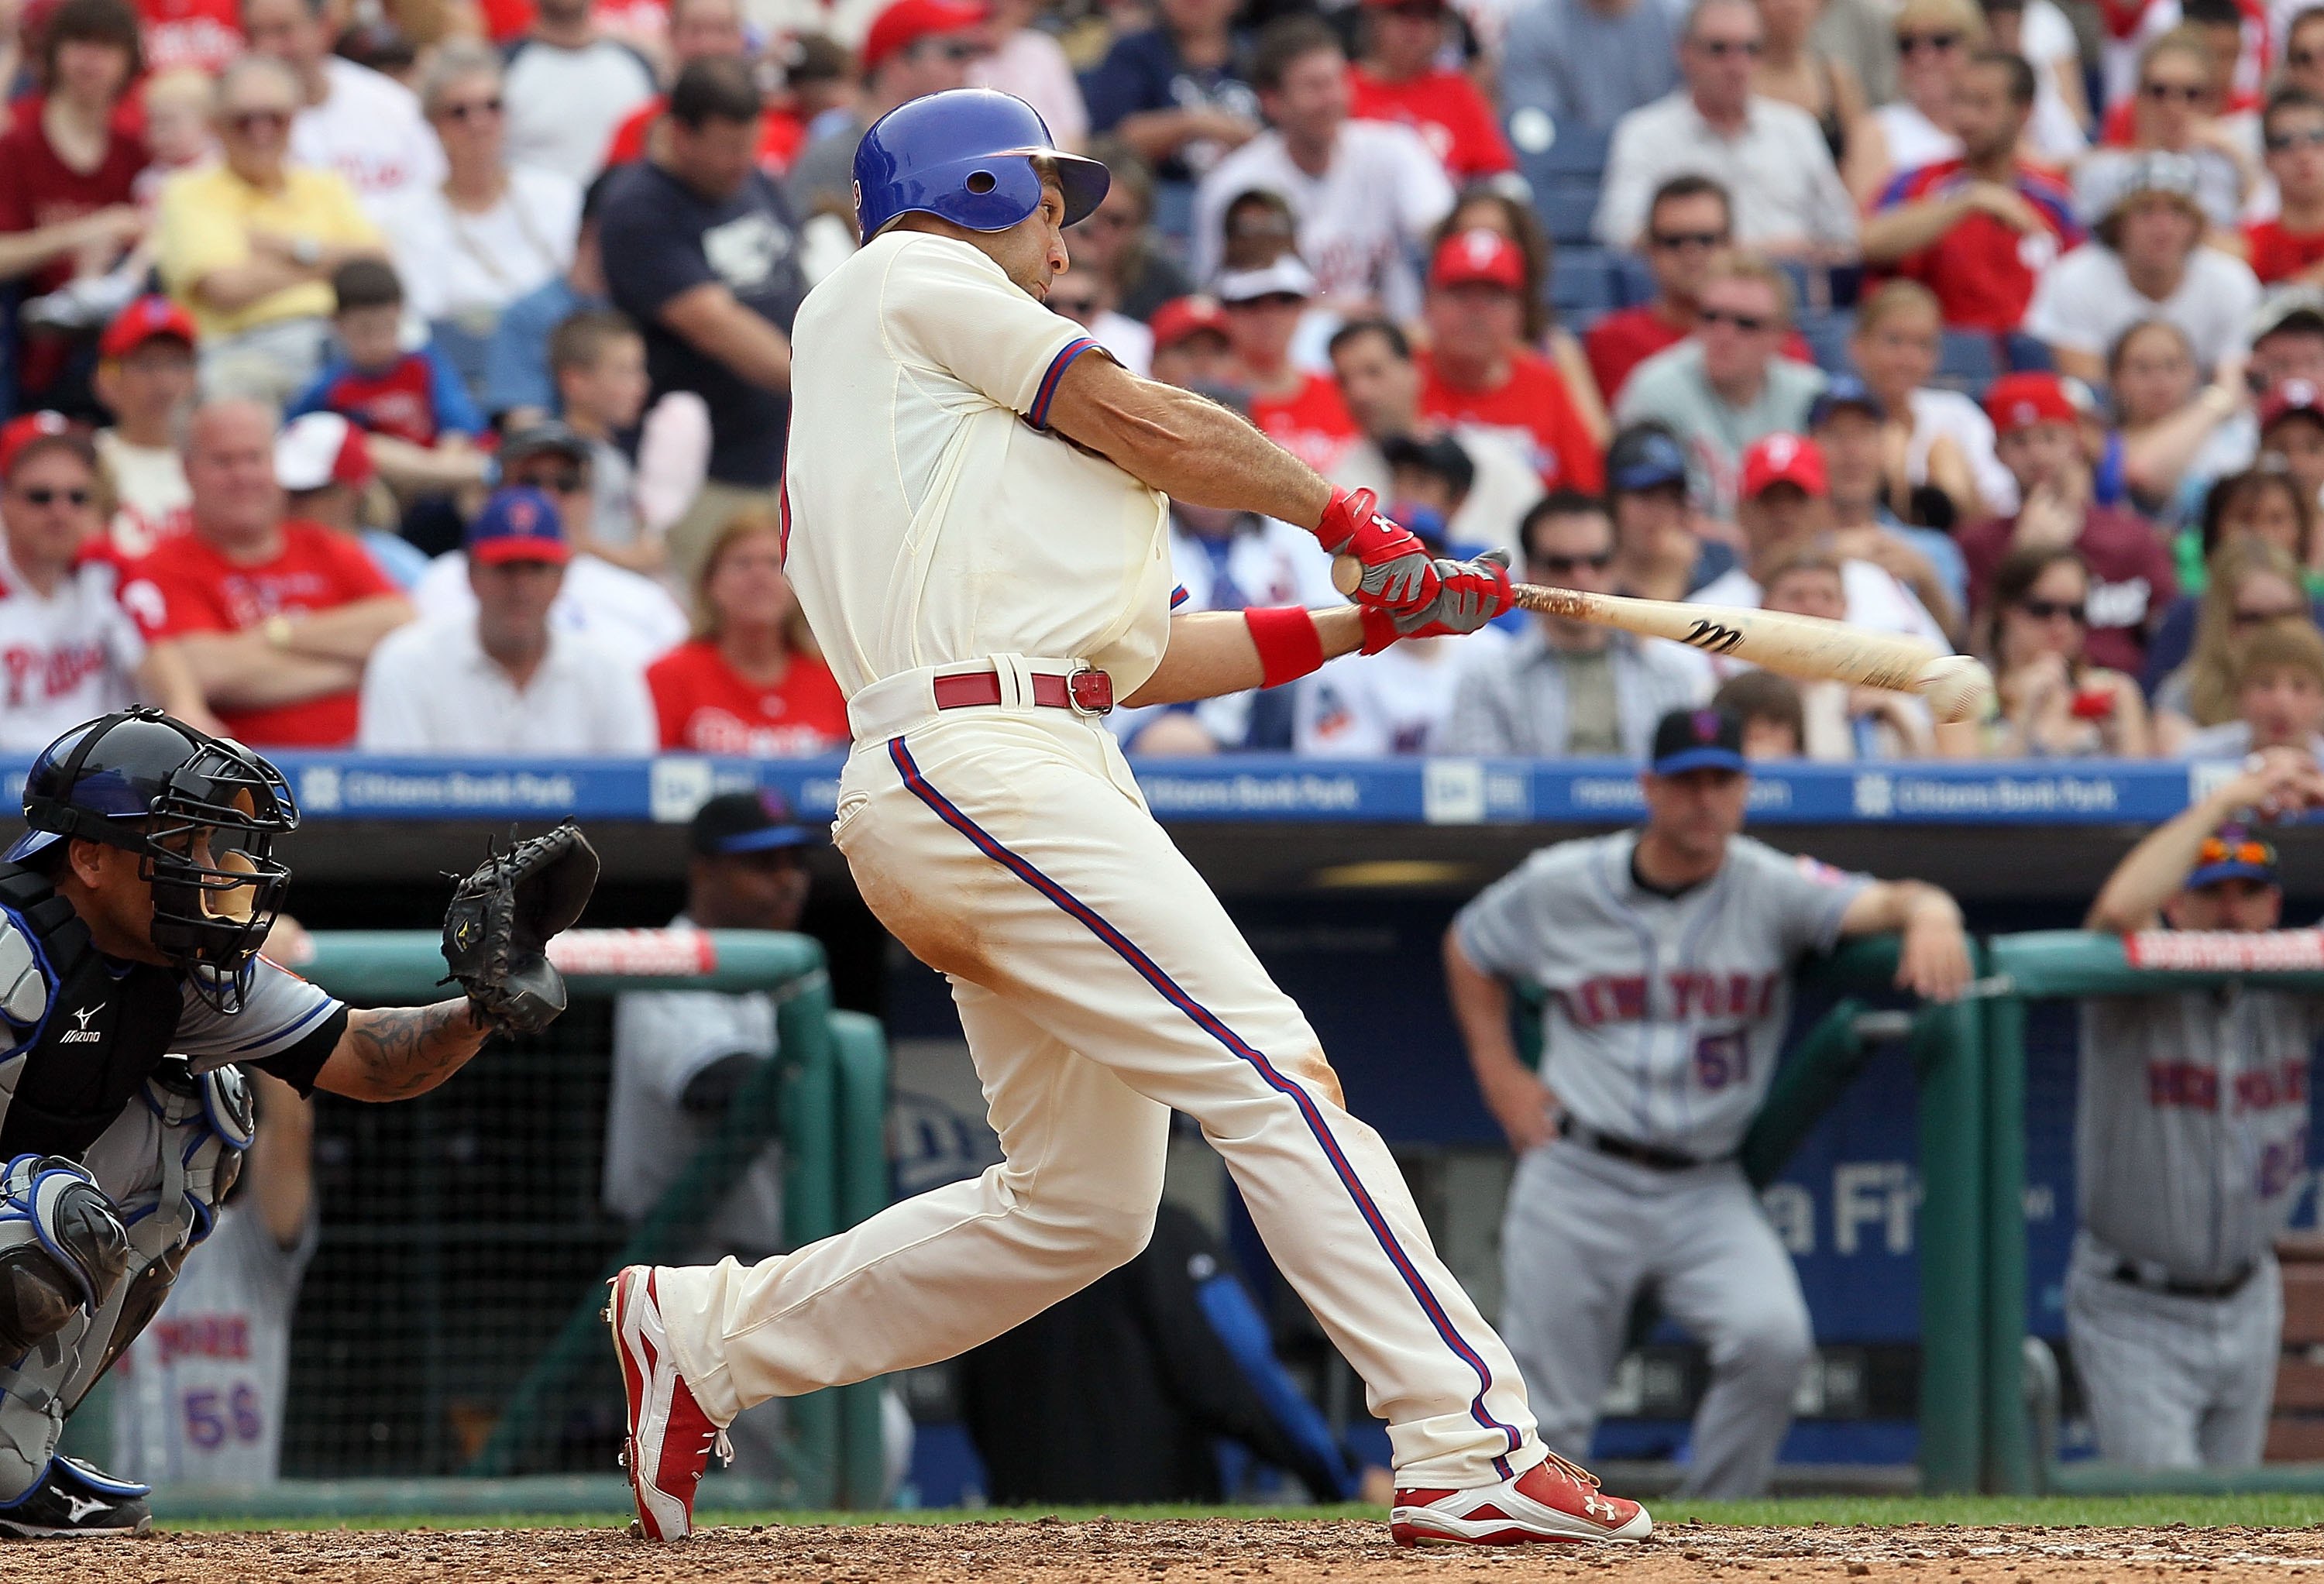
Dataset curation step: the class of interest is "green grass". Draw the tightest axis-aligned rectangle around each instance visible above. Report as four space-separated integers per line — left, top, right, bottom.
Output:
163 1495 2324 1534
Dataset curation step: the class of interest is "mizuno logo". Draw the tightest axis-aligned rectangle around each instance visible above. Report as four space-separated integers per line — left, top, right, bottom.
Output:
57 1493 105 1524
59 1005 102 1044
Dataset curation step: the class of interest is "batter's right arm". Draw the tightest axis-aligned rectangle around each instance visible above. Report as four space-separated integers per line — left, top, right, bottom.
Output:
1443 929 1559 1153
1044 353 1332 530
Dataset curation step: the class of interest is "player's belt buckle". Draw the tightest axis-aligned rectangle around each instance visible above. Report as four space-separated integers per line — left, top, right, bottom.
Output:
1065 665 1114 716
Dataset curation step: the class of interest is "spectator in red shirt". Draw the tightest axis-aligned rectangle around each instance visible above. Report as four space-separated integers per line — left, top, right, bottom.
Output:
1435 188 1611 445
2246 89 2324 287
123 398 414 746
1346 0 1513 184
1584 175 1736 403
0 0 151 410
600 0 805 172
136 0 241 72
1957 372 2178 675
646 507 846 754
1218 255 1359 473
1861 50 2079 332
1418 228 1606 493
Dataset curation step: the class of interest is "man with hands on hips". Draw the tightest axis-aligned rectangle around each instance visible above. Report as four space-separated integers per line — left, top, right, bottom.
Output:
1444 706 1972 1496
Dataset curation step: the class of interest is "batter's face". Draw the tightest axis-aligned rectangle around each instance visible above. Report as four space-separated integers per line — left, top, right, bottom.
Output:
689 849 810 930
987 182 1074 301
2165 878 2282 933
1641 767 1750 861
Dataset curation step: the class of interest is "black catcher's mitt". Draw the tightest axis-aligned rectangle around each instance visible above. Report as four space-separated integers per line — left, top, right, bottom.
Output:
441 823 600 1033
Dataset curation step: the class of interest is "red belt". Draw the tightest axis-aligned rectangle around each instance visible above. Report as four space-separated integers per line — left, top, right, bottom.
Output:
931 666 1114 716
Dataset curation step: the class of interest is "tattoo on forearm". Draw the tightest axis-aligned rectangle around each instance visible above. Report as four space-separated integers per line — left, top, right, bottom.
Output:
346 999 487 1099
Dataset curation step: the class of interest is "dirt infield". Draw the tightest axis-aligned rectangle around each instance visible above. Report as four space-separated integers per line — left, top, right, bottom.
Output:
16 1517 2324 1583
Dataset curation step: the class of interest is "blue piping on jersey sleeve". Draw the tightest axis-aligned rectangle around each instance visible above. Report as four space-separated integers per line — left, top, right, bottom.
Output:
1191 1270 1359 1500
1029 337 1101 430
1171 584 1190 610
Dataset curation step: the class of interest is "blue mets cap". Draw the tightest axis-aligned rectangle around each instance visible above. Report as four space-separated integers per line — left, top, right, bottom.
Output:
1650 706 1748 775
689 789 820 855
2185 827 2278 891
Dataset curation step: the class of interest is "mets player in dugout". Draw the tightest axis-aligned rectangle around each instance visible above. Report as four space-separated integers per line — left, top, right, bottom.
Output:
604 88 1648 1548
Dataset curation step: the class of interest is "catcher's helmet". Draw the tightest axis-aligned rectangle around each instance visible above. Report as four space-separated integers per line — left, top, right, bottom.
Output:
852 88 1109 241
11 709 297 1012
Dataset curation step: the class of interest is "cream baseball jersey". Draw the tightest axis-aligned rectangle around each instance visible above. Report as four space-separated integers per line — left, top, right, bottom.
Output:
781 230 1174 702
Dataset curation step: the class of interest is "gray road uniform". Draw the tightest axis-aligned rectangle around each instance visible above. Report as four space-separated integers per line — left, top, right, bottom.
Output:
2066 989 2322 1469
1454 830 1868 1497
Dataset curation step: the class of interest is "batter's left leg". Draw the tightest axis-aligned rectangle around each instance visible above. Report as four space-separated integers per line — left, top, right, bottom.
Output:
1652 1170 1812 1499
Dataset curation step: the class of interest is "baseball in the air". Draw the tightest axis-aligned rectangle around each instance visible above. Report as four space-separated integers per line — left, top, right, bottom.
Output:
1913 655 1996 723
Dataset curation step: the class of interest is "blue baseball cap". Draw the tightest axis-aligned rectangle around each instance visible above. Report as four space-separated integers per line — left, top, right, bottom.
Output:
468 486 569 565
1606 425 1690 495
1809 373 1886 428
2185 827 2278 891
1650 706 1748 775
689 789 819 855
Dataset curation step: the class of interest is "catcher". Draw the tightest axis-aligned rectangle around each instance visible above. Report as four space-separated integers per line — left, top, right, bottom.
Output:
0 707 596 1538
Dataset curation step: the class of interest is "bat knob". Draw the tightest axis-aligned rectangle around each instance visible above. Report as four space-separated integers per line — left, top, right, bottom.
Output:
1913 655 1996 724
1331 555 1363 597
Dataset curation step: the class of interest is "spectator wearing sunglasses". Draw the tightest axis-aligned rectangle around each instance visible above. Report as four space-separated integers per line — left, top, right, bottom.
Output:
2028 152 2260 388
386 44 580 401
2075 29 2250 232
789 0 990 225
1439 491 1708 756
2245 89 2324 286
1975 545 2153 756
1498 0 1682 136
1861 50 2078 335
1960 373 2178 675
1593 0 1855 259
1346 0 1513 184
0 414 211 747
155 57 386 405
1063 144 1193 323
240 0 443 222
2151 538 2312 748
1848 0 1985 207
1614 249 1826 513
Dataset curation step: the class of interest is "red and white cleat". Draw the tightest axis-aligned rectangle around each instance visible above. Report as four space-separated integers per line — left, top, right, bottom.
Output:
1390 1452 1652 1547
606 1265 728 1541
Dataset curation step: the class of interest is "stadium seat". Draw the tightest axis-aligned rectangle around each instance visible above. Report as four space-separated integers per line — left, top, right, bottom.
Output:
1510 119 1611 182
1937 329 1999 388
1548 247 1624 324
1797 310 1858 376
1535 184 1600 247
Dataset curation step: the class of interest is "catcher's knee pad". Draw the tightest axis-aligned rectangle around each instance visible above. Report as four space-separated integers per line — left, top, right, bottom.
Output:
0 1156 129 1362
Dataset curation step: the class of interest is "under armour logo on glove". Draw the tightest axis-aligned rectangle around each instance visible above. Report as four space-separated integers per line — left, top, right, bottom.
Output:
1315 486 1440 613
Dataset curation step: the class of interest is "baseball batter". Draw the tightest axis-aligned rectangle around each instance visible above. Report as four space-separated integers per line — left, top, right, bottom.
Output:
2070 751 2324 1469
1445 707 1972 1497
603 88 1645 1549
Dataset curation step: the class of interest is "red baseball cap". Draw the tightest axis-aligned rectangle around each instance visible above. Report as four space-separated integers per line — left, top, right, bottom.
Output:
1149 294 1230 351
2261 377 2324 432
861 0 988 73
1984 372 2076 435
1430 228 1525 291
98 295 198 361
0 411 94 483
1738 431 1827 499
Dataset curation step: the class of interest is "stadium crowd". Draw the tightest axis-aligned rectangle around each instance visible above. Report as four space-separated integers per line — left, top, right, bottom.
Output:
2 0 2324 764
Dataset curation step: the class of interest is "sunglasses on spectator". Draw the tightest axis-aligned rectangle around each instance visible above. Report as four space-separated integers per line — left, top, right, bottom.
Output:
1529 551 1616 575
1897 30 1960 52
1695 36 1762 56
515 469 588 493
2141 81 2207 103
1651 228 1725 250
2268 125 2324 151
436 97 504 121
2016 597 2087 623
1698 306 1771 332
12 486 89 507
228 108 291 132
2234 605 2305 627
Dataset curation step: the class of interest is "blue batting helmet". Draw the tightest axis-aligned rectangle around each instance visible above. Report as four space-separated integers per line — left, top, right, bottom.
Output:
852 88 1109 241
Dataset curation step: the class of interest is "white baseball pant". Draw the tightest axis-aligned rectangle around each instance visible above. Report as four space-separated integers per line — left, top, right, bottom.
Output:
2065 1236 2281 1469
649 691 1542 1486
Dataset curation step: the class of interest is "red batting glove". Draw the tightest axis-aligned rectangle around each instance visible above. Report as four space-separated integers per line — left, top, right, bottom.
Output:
1360 551 1515 652
1316 487 1440 613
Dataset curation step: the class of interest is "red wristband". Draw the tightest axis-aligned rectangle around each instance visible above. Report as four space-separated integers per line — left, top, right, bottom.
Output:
1244 605 1326 688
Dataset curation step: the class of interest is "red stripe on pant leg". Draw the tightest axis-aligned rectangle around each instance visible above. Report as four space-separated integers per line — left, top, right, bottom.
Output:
887 735 1519 1476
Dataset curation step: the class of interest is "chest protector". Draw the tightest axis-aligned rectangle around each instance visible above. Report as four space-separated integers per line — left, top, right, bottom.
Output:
0 864 184 1163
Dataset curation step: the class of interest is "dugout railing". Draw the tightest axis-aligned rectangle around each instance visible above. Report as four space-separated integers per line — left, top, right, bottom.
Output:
89 928 893 1517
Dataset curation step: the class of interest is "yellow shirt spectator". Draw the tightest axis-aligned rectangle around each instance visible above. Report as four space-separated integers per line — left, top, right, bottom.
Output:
156 164 382 340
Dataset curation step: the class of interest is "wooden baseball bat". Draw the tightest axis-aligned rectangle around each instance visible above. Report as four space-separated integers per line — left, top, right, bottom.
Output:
1330 555 1995 721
